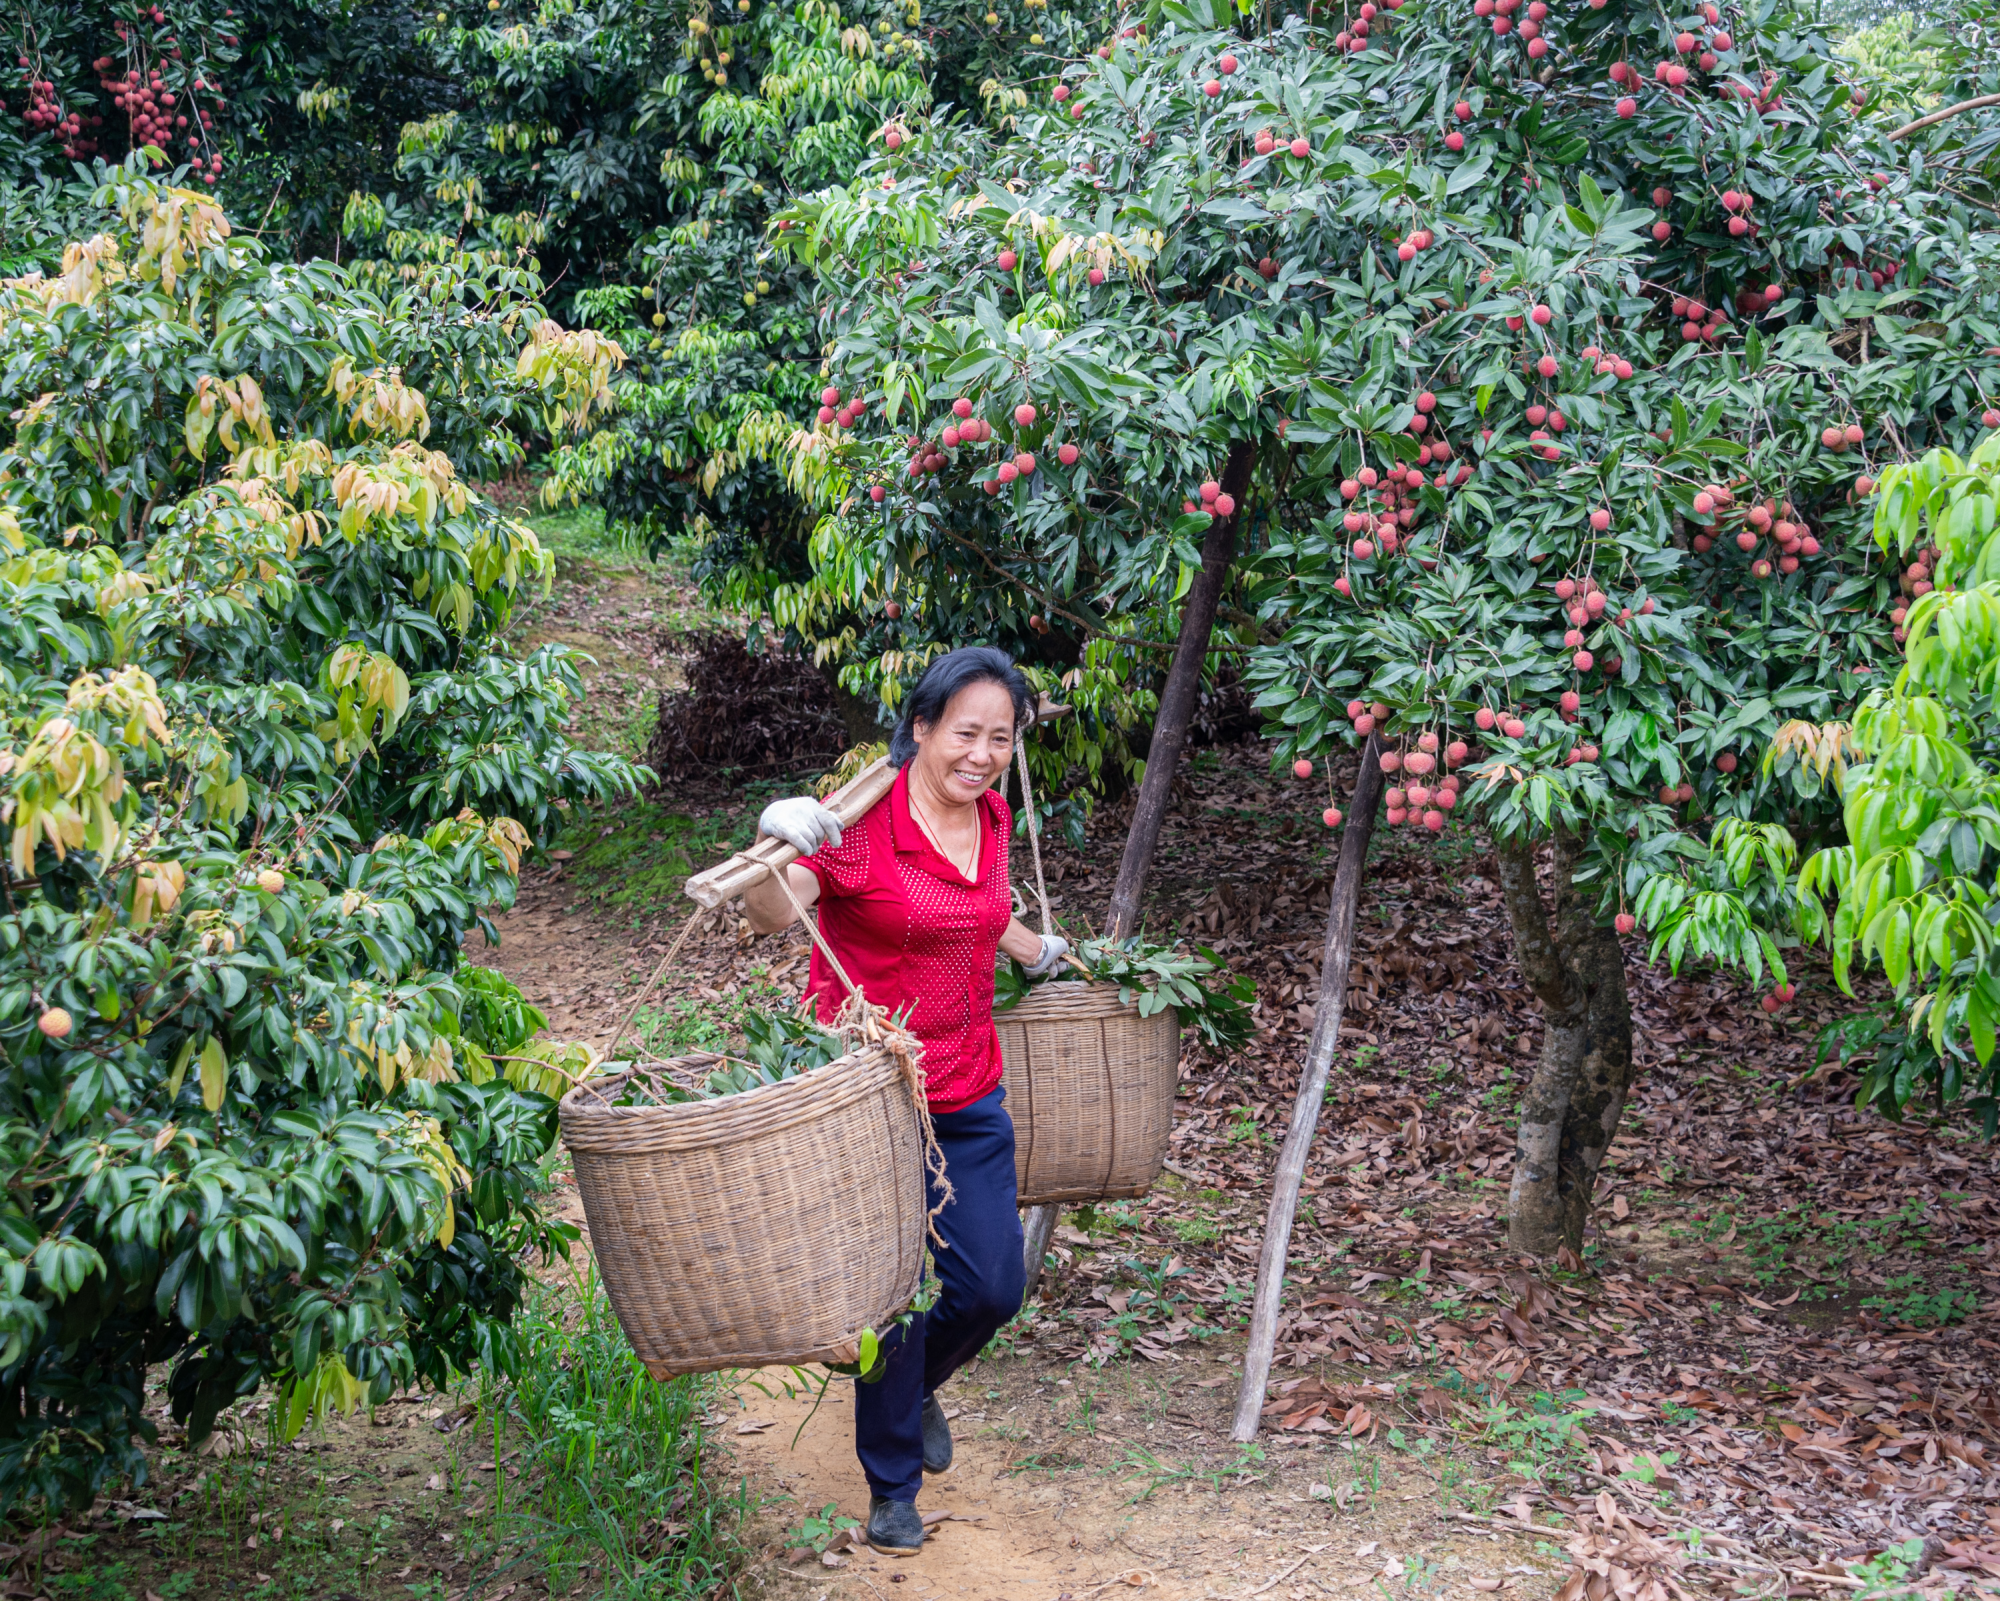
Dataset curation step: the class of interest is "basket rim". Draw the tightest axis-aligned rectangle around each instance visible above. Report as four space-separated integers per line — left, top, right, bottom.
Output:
558 1040 893 1125
996 977 1180 1022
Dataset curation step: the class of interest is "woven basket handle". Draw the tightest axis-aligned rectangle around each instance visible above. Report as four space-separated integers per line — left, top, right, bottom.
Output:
1013 737 1054 935
1013 724 1093 979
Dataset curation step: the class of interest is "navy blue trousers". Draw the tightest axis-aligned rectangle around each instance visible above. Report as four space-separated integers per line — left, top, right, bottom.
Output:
854 1086 1025 1505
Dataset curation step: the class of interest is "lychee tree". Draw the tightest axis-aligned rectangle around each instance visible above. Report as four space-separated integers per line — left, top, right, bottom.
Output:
764 0 2000 1255
465 0 1120 566
0 168 639 1512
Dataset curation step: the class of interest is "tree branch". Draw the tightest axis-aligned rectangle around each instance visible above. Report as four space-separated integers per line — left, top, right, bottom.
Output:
1890 93 2000 142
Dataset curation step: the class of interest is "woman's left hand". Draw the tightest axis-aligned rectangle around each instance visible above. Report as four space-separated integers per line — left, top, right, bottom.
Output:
1022 933 1071 977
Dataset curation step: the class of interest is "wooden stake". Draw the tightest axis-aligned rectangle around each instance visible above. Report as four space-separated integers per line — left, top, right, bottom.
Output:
1230 736 1386 1442
1021 1202 1058 1292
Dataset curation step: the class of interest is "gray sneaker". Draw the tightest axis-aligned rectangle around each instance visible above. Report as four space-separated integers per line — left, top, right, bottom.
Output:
920 1393 953 1474
866 1495 926 1555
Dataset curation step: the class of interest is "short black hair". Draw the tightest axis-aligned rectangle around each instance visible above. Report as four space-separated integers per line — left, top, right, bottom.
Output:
889 647 1033 767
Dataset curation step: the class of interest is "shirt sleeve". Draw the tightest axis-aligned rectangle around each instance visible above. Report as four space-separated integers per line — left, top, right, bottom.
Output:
800 809 874 899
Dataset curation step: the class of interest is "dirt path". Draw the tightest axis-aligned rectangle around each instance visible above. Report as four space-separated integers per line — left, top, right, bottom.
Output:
716 1363 1544 1601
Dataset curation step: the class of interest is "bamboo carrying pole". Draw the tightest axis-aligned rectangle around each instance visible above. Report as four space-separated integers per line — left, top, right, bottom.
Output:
685 697 1071 912
1230 736 1387 1441
682 756 899 909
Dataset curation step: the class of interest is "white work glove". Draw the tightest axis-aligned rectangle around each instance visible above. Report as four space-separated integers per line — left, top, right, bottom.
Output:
1023 933 1070 977
758 796 843 856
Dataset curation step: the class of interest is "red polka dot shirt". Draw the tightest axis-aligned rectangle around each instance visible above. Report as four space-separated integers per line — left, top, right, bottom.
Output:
799 763 1014 1112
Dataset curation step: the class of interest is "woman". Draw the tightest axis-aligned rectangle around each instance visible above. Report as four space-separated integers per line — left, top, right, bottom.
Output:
743 646 1069 1556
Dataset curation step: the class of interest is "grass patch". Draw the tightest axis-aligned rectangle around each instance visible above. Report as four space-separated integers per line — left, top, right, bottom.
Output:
526 502 645 563
467 1271 749 1599
557 800 749 917
4 1267 741 1600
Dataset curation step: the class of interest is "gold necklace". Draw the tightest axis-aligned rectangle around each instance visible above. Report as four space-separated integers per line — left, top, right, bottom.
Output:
910 789 979 879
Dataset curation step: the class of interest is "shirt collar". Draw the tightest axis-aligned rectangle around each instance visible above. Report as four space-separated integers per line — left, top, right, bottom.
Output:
890 762 999 887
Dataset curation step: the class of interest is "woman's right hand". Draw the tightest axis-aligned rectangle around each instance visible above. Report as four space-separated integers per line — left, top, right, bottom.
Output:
758 796 844 856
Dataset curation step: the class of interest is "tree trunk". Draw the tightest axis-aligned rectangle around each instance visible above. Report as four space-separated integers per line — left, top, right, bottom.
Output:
1493 833 1636 1258
1231 737 1385 1441
1104 438 1254 939
1028 439 1254 1291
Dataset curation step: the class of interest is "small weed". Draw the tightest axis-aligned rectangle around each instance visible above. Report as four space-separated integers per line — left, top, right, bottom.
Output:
1863 1275 1979 1328
1117 1442 1268 1502
1849 1537 1927 1601
1439 1457 1496 1513
1225 1106 1268 1148
1616 1449 1682 1493
787 1503 858 1554
1375 1554 1442 1599
1010 1449 1086 1474
1466 1391 1594 1483
1170 1214 1220 1244
1066 1391 1101 1437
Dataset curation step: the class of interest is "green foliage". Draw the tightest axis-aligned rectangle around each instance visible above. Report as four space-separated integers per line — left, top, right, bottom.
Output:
1861 1272 1979 1327
996 935 1254 1046
447 0 1111 589
1798 433 2000 1117
0 166 641 1514
760 0 2000 1009
788 1500 861 1554
1468 1388 1595 1482
1814 1001 1979 1126
1837 13 1948 115
1847 1536 1928 1601
611 1006 849 1101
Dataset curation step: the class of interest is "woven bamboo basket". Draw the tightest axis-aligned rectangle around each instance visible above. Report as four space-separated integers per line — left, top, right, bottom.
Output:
996 982 1180 1207
558 1046 926 1379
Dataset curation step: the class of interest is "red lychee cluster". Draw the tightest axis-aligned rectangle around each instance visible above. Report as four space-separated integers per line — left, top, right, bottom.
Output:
1331 427 1471 592
1331 0 1401 55
1670 292 1734 343
1887 542 1945 645
1548 574 1650 675
1181 476 1237 522
857 391 1085 505
99 34 229 184
1378 728 1470 832
13 66 94 157
1686 482 1821 579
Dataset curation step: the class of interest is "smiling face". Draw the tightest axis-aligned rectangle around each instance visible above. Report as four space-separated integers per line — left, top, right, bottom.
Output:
910 680 1019 809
